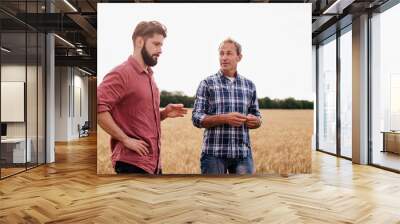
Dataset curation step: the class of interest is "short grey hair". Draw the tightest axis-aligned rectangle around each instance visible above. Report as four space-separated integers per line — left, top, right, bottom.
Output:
219 38 242 56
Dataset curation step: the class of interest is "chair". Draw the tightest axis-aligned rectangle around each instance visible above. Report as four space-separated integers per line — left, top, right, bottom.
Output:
79 121 90 138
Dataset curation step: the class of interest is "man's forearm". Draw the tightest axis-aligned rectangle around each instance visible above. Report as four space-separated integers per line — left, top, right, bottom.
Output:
200 114 227 128
98 112 129 142
160 109 168 121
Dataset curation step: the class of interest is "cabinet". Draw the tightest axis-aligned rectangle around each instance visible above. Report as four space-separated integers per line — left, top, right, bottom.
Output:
382 131 400 154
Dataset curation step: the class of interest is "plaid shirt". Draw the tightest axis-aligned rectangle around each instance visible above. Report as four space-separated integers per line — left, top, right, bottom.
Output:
192 71 261 158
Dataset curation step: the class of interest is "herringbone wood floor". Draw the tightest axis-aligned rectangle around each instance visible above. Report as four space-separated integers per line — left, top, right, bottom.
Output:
1 134 400 223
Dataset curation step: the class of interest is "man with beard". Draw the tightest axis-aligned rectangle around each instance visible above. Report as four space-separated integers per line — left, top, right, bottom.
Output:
98 21 187 174
192 38 262 175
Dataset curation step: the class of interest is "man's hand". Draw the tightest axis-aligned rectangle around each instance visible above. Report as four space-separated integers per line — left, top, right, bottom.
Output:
223 112 247 127
245 114 261 129
122 137 150 157
163 104 188 119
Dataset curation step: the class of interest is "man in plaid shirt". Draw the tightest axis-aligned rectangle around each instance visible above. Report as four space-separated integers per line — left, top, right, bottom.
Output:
192 38 262 175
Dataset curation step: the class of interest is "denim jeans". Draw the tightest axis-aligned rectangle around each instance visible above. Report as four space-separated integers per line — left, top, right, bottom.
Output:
200 150 254 175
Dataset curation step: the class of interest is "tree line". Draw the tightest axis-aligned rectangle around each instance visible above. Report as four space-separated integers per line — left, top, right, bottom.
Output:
160 90 313 109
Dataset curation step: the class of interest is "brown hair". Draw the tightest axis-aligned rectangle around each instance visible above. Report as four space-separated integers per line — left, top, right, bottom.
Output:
219 38 242 56
132 21 167 45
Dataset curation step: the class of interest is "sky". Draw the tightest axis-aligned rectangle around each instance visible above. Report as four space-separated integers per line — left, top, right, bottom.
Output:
98 3 313 100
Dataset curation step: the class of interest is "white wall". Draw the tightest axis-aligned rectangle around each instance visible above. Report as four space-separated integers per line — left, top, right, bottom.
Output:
1 64 41 137
54 67 89 141
55 66 69 141
1 65 32 138
72 71 89 138
1 64 46 163
1 65 26 143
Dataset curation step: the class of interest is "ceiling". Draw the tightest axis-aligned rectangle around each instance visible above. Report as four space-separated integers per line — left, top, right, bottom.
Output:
0 0 393 75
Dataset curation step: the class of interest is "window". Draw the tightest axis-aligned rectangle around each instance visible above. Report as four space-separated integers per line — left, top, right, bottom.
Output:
0 1 46 179
318 36 337 154
340 28 352 158
371 3 400 171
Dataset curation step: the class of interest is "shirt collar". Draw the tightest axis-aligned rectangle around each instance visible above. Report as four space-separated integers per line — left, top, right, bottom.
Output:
218 70 241 81
128 55 153 76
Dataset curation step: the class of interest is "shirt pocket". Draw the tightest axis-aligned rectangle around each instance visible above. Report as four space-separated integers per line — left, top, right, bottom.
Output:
211 85 232 114
231 89 251 114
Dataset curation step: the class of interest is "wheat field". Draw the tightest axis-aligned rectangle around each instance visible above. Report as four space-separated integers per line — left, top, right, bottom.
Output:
97 109 313 174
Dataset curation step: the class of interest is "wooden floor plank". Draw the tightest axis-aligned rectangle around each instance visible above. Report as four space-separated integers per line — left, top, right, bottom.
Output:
0 134 400 223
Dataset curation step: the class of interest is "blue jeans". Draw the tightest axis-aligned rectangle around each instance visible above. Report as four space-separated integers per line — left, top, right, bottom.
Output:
200 151 254 175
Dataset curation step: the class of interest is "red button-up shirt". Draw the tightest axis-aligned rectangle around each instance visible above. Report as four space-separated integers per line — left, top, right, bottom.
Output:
98 55 161 174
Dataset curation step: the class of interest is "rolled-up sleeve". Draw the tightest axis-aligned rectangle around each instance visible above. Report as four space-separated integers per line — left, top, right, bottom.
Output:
97 72 126 113
249 83 262 119
192 80 209 128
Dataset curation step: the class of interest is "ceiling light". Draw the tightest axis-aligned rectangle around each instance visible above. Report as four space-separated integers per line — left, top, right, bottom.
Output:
54 34 75 48
63 0 78 12
78 67 92 76
323 0 355 15
1 47 11 53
